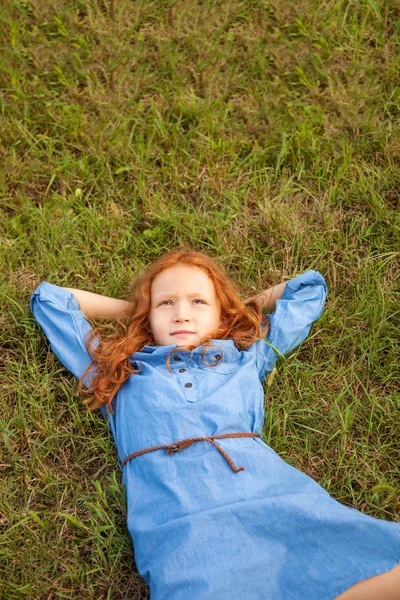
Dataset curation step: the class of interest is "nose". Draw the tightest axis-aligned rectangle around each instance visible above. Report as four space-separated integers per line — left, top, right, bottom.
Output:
174 302 191 322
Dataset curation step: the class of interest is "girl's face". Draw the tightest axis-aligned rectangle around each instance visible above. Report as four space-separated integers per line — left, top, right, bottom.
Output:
149 264 223 347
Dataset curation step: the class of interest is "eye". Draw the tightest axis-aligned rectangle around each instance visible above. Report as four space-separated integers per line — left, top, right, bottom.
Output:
158 299 206 306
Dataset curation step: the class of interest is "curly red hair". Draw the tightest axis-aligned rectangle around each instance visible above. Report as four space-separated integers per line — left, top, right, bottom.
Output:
79 248 270 414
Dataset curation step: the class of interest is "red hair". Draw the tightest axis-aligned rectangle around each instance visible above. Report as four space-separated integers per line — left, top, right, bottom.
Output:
79 248 270 414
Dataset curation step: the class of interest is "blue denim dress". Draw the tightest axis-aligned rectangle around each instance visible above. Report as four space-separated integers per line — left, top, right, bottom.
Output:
30 270 400 600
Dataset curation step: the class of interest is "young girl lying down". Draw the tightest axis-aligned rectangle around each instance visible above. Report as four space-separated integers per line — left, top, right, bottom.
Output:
30 248 400 600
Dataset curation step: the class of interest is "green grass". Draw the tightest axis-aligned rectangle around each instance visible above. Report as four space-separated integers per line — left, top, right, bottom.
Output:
1 0 399 597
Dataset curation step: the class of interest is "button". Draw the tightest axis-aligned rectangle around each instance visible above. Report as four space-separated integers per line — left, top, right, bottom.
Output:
179 368 186 373
185 382 193 388
173 355 182 361
214 354 222 360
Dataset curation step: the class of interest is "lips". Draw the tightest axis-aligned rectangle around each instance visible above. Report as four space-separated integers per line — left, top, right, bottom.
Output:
171 331 195 335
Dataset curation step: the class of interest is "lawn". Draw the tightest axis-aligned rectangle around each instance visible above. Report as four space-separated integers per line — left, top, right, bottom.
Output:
1 0 399 598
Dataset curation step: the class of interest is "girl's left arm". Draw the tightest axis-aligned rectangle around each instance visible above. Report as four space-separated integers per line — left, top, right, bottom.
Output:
244 282 286 313
251 270 327 382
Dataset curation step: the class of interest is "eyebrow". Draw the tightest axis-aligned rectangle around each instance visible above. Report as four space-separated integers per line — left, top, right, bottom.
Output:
156 293 209 299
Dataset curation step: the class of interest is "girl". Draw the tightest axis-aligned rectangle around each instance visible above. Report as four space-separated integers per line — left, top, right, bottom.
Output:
30 249 400 600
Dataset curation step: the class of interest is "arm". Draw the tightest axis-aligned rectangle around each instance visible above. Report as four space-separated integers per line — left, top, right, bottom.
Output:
65 288 133 320
244 282 286 314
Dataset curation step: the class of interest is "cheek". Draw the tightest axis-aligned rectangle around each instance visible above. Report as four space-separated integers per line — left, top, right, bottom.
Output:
213 310 222 326
148 312 157 332
149 311 165 332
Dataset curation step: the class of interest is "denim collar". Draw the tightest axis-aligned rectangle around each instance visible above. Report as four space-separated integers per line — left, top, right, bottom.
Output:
141 339 238 360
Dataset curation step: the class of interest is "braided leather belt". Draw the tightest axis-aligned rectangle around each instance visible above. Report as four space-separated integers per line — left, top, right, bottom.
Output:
120 432 261 473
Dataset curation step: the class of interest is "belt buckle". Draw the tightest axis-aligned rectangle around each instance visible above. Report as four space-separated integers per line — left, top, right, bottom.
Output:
168 444 180 453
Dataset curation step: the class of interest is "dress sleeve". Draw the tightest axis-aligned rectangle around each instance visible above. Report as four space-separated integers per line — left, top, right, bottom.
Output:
253 270 328 382
30 281 95 386
30 282 112 421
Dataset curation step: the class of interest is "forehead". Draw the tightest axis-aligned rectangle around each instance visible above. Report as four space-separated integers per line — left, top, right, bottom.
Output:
151 265 217 299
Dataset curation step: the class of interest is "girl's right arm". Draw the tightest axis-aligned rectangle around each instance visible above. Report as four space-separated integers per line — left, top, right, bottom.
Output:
64 288 133 320
30 282 120 419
